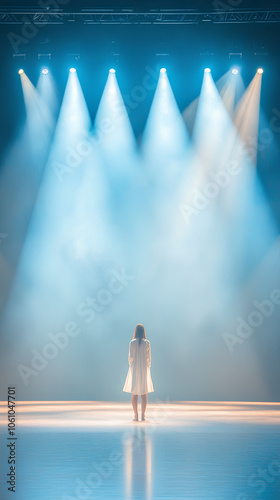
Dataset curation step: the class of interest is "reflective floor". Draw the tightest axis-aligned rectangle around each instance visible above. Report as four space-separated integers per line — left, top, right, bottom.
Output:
1 401 280 499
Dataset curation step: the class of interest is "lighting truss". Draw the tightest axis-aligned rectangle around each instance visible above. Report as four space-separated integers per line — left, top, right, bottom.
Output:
0 8 280 25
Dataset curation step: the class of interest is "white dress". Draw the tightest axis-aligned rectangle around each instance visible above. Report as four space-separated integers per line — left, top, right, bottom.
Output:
123 339 154 395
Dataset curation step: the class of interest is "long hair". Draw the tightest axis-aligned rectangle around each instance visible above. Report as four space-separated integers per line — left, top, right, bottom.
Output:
133 324 146 345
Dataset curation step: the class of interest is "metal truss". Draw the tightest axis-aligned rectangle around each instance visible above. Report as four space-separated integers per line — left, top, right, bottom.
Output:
0 8 280 25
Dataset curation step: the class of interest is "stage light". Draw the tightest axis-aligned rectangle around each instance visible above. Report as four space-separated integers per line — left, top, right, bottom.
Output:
141 68 190 167
232 68 239 75
257 68 263 74
18 69 24 75
42 68 49 75
69 68 76 73
204 68 211 73
95 67 137 164
160 68 167 74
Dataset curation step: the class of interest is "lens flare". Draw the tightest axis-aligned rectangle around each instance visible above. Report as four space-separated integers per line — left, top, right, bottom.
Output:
257 68 264 74
69 68 76 73
18 69 24 75
109 68 116 74
204 68 211 73
232 68 239 75
160 68 167 74
42 68 49 75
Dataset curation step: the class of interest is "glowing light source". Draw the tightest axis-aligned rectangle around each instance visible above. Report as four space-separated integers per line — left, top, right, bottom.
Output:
160 68 167 74
95 67 137 163
232 68 239 75
42 68 49 75
204 68 211 73
18 69 24 75
69 68 76 73
109 68 116 74
257 68 264 74
234 72 264 164
141 68 190 165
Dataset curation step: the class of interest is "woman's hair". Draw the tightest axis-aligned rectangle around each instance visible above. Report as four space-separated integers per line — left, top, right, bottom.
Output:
133 324 146 345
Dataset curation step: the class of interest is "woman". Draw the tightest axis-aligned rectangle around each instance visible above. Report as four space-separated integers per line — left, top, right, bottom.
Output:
123 324 154 421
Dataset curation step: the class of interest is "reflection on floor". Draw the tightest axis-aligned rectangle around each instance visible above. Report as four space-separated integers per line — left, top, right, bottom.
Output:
0 401 280 499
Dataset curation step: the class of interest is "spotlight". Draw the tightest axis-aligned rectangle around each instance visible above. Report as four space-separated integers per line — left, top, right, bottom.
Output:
257 68 264 74
204 68 211 73
160 68 167 74
42 68 49 75
69 68 76 73
232 68 239 75
109 68 116 74
18 69 24 75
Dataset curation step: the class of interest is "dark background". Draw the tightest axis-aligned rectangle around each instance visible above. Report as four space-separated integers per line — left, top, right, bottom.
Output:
0 0 279 222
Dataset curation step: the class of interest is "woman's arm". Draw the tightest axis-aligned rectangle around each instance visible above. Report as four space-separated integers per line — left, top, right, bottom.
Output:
146 341 151 367
128 341 134 365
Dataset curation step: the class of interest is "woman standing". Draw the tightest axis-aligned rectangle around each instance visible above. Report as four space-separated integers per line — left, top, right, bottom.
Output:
123 324 154 421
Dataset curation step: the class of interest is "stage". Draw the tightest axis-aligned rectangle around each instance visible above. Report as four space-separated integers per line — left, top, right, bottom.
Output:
1 401 280 499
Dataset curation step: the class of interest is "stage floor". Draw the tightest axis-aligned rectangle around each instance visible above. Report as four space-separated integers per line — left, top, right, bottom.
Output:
1 401 280 499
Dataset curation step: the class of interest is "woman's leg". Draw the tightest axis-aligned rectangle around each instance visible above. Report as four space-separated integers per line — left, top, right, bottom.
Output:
141 394 147 418
132 394 138 418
